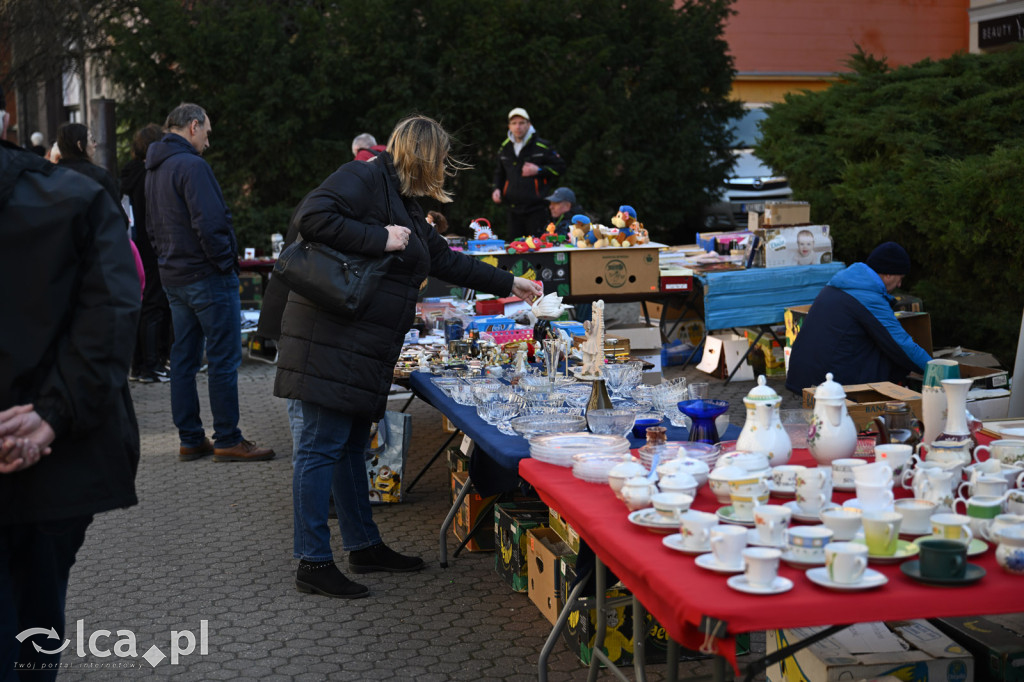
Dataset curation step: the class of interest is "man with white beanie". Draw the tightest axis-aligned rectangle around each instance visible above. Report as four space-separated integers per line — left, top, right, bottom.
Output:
491 107 566 239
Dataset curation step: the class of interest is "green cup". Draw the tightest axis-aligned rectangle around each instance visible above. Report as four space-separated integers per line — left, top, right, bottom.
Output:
862 511 902 555
917 538 967 580
922 359 960 389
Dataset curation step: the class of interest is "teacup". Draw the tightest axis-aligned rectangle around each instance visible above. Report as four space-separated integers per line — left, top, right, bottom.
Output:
1007 490 1024 516
678 510 718 550
855 481 895 513
728 476 771 497
771 465 806 490
658 473 698 497
608 461 647 498
981 513 1024 543
917 538 968 580
862 511 902 556
730 488 770 521
709 465 749 504
957 474 1009 502
794 487 829 516
831 458 867 489
930 512 974 545
710 524 748 569
819 507 862 541
651 492 693 520
824 541 868 584
994 524 1024 575
953 495 1005 538
753 505 792 546
785 526 833 563
975 439 1024 467
852 461 893 487
796 467 832 489
742 547 781 588
893 498 937 535
621 476 657 511
874 444 913 478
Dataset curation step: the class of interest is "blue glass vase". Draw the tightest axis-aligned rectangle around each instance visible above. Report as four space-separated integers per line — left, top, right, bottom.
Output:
678 399 729 445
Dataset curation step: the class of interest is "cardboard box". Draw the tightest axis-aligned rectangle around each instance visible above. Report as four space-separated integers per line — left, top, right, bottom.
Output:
475 295 529 317
527 528 574 625
238 272 263 309
446 446 469 474
494 501 549 592
548 508 581 555
931 613 1024 681
767 620 974 682
802 382 923 433
570 247 660 296
607 324 664 379
742 326 786 377
784 304 811 347
968 391 1011 420
451 471 497 552
478 252 571 298
696 333 755 382
936 347 1002 369
756 224 833 268
763 201 812 226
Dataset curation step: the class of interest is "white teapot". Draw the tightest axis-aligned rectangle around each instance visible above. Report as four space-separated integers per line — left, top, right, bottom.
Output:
807 373 858 465
735 376 792 467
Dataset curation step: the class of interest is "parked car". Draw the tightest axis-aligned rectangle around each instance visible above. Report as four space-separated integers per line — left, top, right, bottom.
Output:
704 106 792 228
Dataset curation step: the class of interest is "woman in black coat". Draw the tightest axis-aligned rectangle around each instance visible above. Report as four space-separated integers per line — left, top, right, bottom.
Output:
275 115 541 598
56 123 121 207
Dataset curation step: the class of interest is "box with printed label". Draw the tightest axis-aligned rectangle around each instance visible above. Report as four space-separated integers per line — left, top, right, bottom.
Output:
527 528 574 625
802 382 923 434
931 613 1024 681
756 225 833 268
478 252 571 298
569 247 660 296
767 620 974 682
451 471 497 552
547 508 581 555
494 501 549 592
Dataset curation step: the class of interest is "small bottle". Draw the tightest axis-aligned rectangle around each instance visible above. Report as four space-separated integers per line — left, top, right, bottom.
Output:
586 378 614 413
638 426 676 467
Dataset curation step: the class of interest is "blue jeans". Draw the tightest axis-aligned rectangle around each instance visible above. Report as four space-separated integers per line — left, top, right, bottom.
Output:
0 517 92 682
292 401 380 560
286 398 303 467
164 271 243 449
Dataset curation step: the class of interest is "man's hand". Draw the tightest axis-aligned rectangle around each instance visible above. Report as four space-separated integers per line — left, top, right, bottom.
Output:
0 437 44 474
491 189 502 204
384 224 412 252
521 162 540 177
0 405 54 473
511 277 543 304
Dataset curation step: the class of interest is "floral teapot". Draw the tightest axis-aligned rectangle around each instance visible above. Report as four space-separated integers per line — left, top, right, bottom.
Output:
808 373 858 465
735 376 791 466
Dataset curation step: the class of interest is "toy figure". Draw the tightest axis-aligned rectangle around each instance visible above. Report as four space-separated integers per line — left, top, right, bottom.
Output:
470 217 495 240
569 214 591 248
371 465 401 503
611 204 647 246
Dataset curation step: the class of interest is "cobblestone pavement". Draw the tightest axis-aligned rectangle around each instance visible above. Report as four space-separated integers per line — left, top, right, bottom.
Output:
59 357 790 681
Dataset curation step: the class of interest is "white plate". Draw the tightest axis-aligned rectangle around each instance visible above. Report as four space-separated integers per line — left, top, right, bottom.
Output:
899 526 933 538
695 552 744 574
747 529 786 548
916 535 988 557
628 508 679 533
716 506 756 527
806 567 889 591
783 500 839 523
780 549 825 568
662 533 711 555
726 575 794 595
767 481 796 498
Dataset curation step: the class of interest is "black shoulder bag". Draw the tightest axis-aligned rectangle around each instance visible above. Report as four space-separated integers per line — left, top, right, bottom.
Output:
273 173 397 319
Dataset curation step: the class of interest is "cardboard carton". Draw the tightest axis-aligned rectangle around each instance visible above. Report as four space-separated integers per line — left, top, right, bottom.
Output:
766 620 974 682
802 382 923 433
478 252 571 298
606 324 664 377
697 333 755 381
931 613 1024 681
451 471 497 552
527 528 574 625
570 247 660 296
494 501 549 592
755 225 833 268
548 508 581 555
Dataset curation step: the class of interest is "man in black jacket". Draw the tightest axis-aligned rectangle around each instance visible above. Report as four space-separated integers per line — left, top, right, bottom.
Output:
491 107 566 239
0 140 140 679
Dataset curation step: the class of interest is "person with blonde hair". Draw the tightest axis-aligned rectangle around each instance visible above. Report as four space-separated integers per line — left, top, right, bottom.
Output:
274 114 542 598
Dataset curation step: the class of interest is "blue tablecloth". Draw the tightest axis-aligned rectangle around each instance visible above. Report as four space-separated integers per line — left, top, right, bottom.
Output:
699 263 844 330
408 371 740 495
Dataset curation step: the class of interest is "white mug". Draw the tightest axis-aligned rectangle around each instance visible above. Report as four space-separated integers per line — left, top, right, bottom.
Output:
824 541 868 584
678 510 718 550
786 525 833 562
855 481 895 513
894 498 937 535
753 505 792 546
853 461 893 487
819 507 862 541
771 465 806 490
742 547 781 588
930 512 974 545
831 458 867 489
711 524 748 569
874 444 913 477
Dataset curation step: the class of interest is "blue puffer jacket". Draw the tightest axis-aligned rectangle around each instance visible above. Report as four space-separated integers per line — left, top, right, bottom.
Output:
144 133 237 287
785 262 932 393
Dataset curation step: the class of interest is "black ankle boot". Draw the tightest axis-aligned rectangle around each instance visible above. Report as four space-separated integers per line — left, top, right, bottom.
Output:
348 542 425 574
296 560 369 598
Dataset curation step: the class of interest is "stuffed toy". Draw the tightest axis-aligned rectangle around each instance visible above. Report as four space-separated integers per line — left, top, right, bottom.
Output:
611 205 648 246
570 214 592 248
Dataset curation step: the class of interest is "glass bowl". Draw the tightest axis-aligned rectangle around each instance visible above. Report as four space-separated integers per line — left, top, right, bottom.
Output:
510 414 587 438
571 452 635 484
586 408 637 437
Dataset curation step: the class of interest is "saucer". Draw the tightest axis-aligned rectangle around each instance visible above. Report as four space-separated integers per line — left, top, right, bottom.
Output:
695 552 744 574
662 533 711 555
916 535 988 557
768 481 796 498
628 508 680 534
900 560 986 586
898 526 933 539
780 549 825 568
806 567 889 591
726 575 794 595
716 506 756 527
747 529 785 548
852 538 920 563
842 498 895 513
783 500 839 523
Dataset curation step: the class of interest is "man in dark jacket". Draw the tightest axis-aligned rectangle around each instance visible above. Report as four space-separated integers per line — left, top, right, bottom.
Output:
0 140 140 679
786 242 932 393
491 107 566 239
545 186 585 236
146 103 274 463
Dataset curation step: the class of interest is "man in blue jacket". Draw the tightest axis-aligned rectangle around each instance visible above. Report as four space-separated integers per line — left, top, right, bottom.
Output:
786 242 932 393
146 103 274 463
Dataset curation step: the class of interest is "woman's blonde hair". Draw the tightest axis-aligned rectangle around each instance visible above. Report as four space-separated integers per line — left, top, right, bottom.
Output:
387 115 469 203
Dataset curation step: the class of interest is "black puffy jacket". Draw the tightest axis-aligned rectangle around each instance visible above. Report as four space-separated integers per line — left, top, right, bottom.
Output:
274 154 514 420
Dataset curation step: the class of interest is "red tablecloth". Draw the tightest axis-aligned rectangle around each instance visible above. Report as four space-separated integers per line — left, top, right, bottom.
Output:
519 435 1024 672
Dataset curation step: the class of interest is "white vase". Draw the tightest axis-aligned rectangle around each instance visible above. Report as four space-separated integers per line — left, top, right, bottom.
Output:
938 378 976 449
920 386 946 448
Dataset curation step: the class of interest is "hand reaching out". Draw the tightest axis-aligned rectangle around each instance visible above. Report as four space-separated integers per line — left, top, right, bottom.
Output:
511 277 543 304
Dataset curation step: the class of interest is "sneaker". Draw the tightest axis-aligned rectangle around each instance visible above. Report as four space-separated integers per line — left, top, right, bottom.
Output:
348 542 425 574
179 438 214 462
295 560 369 599
150 367 171 382
136 370 170 384
212 439 275 462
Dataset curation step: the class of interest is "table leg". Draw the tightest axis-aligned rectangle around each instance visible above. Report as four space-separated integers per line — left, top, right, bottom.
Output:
587 557 635 682
632 596 648 682
439 475 473 568
538 566 593 682
666 639 679 682
406 429 461 494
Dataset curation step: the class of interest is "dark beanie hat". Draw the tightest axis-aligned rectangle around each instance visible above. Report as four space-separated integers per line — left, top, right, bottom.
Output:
866 241 910 275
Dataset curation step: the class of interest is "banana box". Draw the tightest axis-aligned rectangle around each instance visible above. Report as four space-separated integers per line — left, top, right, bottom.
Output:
494 501 549 592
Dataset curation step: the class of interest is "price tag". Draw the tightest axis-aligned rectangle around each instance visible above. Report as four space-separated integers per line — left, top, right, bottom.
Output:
460 434 475 456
